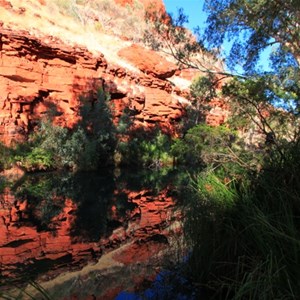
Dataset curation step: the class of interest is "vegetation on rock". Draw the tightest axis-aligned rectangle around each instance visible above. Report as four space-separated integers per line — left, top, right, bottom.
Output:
0 88 173 173
53 0 151 42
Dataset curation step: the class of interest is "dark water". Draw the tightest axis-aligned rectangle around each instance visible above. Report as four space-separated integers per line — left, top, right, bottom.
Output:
0 169 190 299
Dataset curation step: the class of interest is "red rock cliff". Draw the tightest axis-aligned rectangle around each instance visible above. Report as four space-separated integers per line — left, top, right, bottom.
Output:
0 28 185 145
0 0 229 146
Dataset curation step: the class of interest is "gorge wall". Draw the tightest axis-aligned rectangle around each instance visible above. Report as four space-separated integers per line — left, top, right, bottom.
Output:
0 28 185 145
0 0 229 146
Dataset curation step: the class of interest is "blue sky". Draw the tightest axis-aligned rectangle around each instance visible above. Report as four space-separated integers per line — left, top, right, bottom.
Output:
163 0 272 73
163 0 206 32
163 0 236 69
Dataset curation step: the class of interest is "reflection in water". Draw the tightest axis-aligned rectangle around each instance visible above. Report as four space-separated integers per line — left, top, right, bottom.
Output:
0 169 183 299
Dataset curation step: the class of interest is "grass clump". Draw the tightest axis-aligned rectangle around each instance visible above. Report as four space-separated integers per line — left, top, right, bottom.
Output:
183 148 300 299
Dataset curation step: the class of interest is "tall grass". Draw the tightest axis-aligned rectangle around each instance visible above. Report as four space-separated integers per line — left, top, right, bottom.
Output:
183 154 300 299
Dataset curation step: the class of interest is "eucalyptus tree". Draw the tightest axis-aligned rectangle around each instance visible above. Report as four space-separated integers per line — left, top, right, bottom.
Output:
203 0 300 159
146 0 300 158
204 0 300 71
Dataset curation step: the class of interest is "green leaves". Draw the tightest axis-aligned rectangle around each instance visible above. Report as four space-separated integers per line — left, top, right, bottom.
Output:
171 124 241 172
116 129 173 169
21 147 53 171
190 74 217 102
193 171 237 207
144 7 213 71
204 0 300 72
223 75 300 161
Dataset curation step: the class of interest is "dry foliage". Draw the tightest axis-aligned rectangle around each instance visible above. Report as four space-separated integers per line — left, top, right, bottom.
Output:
52 0 150 42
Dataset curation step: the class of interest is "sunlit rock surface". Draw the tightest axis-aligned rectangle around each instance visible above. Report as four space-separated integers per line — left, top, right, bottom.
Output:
115 0 165 12
0 0 230 145
0 28 187 145
118 44 177 79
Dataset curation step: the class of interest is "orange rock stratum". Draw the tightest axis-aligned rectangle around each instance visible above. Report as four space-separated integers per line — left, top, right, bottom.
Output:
0 0 228 145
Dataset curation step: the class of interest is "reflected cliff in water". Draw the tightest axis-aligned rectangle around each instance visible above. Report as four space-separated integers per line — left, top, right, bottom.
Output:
0 169 184 299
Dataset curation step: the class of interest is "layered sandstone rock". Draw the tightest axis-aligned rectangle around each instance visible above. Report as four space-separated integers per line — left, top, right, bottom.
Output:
118 44 177 79
0 28 185 145
0 0 229 146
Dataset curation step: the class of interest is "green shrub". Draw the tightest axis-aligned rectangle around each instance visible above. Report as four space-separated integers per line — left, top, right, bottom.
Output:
13 121 67 171
11 122 91 172
10 88 117 172
172 124 234 166
116 128 173 168
0 142 13 170
16 147 53 171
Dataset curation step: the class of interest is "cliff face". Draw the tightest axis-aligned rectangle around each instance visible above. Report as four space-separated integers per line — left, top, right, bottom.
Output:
0 28 184 145
0 0 228 146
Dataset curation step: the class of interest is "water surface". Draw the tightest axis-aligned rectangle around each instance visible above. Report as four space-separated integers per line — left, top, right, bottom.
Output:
0 169 184 299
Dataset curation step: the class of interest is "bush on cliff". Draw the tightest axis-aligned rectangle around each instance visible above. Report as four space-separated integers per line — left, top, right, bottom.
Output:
13 88 116 172
10 87 174 172
116 127 173 169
